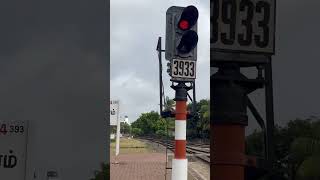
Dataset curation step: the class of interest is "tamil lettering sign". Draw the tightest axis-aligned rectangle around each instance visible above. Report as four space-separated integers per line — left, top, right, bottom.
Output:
0 120 28 180
211 0 275 54
110 100 119 126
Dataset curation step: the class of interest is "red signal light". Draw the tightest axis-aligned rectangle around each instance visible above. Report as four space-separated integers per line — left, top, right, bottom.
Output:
177 6 198 31
179 20 189 30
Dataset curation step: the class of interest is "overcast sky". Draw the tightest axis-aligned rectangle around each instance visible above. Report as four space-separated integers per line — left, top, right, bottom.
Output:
244 0 320 132
0 0 108 179
111 0 320 133
110 0 210 123
272 0 320 120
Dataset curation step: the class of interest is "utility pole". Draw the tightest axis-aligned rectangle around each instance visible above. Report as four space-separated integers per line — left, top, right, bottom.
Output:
115 101 120 159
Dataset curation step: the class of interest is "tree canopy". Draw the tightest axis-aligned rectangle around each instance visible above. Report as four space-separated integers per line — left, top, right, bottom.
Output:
246 117 320 179
187 99 210 139
130 98 210 140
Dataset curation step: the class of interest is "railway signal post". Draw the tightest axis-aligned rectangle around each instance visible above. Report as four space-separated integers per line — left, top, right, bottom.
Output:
171 82 191 180
165 5 199 180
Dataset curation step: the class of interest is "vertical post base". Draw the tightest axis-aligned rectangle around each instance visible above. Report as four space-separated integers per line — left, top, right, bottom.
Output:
172 159 188 180
212 125 245 180
171 83 190 180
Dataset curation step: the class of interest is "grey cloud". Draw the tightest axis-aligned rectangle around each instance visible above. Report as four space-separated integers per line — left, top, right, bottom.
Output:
211 0 320 134
111 0 210 122
0 0 108 179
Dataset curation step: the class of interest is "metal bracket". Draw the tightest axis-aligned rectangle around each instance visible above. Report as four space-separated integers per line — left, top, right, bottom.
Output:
211 56 275 174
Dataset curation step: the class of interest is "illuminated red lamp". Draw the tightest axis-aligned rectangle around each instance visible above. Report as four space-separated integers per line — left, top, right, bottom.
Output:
179 20 189 30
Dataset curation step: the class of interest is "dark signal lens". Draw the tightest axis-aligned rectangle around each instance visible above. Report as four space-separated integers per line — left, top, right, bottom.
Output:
177 30 198 54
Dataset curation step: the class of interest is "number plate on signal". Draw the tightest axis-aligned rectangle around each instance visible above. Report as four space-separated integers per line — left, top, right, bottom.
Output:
211 0 275 54
171 59 196 81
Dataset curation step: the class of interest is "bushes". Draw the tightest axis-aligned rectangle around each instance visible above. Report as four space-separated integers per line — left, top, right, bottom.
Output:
246 117 320 179
131 111 174 138
131 127 142 136
130 99 210 140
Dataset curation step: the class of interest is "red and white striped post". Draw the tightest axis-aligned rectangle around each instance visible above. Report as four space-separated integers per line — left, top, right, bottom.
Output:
171 83 190 180
172 100 187 179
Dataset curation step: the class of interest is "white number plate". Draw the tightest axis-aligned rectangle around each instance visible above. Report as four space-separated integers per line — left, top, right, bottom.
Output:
211 0 275 54
171 59 196 81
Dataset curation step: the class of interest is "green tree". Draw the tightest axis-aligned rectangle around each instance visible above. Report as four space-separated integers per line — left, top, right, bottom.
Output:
131 99 209 139
120 122 131 135
131 127 142 137
130 110 175 138
131 111 160 136
198 101 210 139
110 126 117 135
154 118 167 137
246 129 264 156
155 117 175 139
246 117 320 179
187 99 210 139
289 119 320 180
164 96 175 111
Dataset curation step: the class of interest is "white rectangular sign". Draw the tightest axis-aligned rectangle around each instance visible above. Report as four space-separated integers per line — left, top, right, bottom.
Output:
0 120 28 180
211 0 275 54
110 100 119 126
171 59 196 81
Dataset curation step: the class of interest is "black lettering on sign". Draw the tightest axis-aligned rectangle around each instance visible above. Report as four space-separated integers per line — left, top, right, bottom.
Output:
110 109 116 115
255 1 270 48
212 0 273 50
238 0 254 46
212 0 219 43
6 125 24 134
0 150 18 169
178 61 184 76
173 61 178 76
221 0 236 45
190 62 195 77
184 61 189 76
171 60 196 78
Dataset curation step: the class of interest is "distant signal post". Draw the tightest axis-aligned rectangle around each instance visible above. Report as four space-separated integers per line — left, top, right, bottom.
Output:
110 100 121 159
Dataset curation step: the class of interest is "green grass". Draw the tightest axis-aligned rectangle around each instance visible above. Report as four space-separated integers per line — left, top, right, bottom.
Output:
110 138 152 154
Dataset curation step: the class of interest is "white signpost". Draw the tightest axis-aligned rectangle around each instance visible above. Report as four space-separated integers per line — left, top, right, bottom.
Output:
110 100 119 126
0 120 28 180
110 100 120 157
211 0 275 54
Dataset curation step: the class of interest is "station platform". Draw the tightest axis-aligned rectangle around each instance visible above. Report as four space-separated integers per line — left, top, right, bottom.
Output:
110 153 166 180
110 138 209 180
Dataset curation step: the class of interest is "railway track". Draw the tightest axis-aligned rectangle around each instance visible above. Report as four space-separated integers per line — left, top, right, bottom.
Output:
142 137 210 164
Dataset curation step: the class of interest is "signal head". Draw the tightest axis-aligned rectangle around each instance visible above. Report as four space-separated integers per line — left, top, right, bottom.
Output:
178 6 199 30
166 5 199 61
